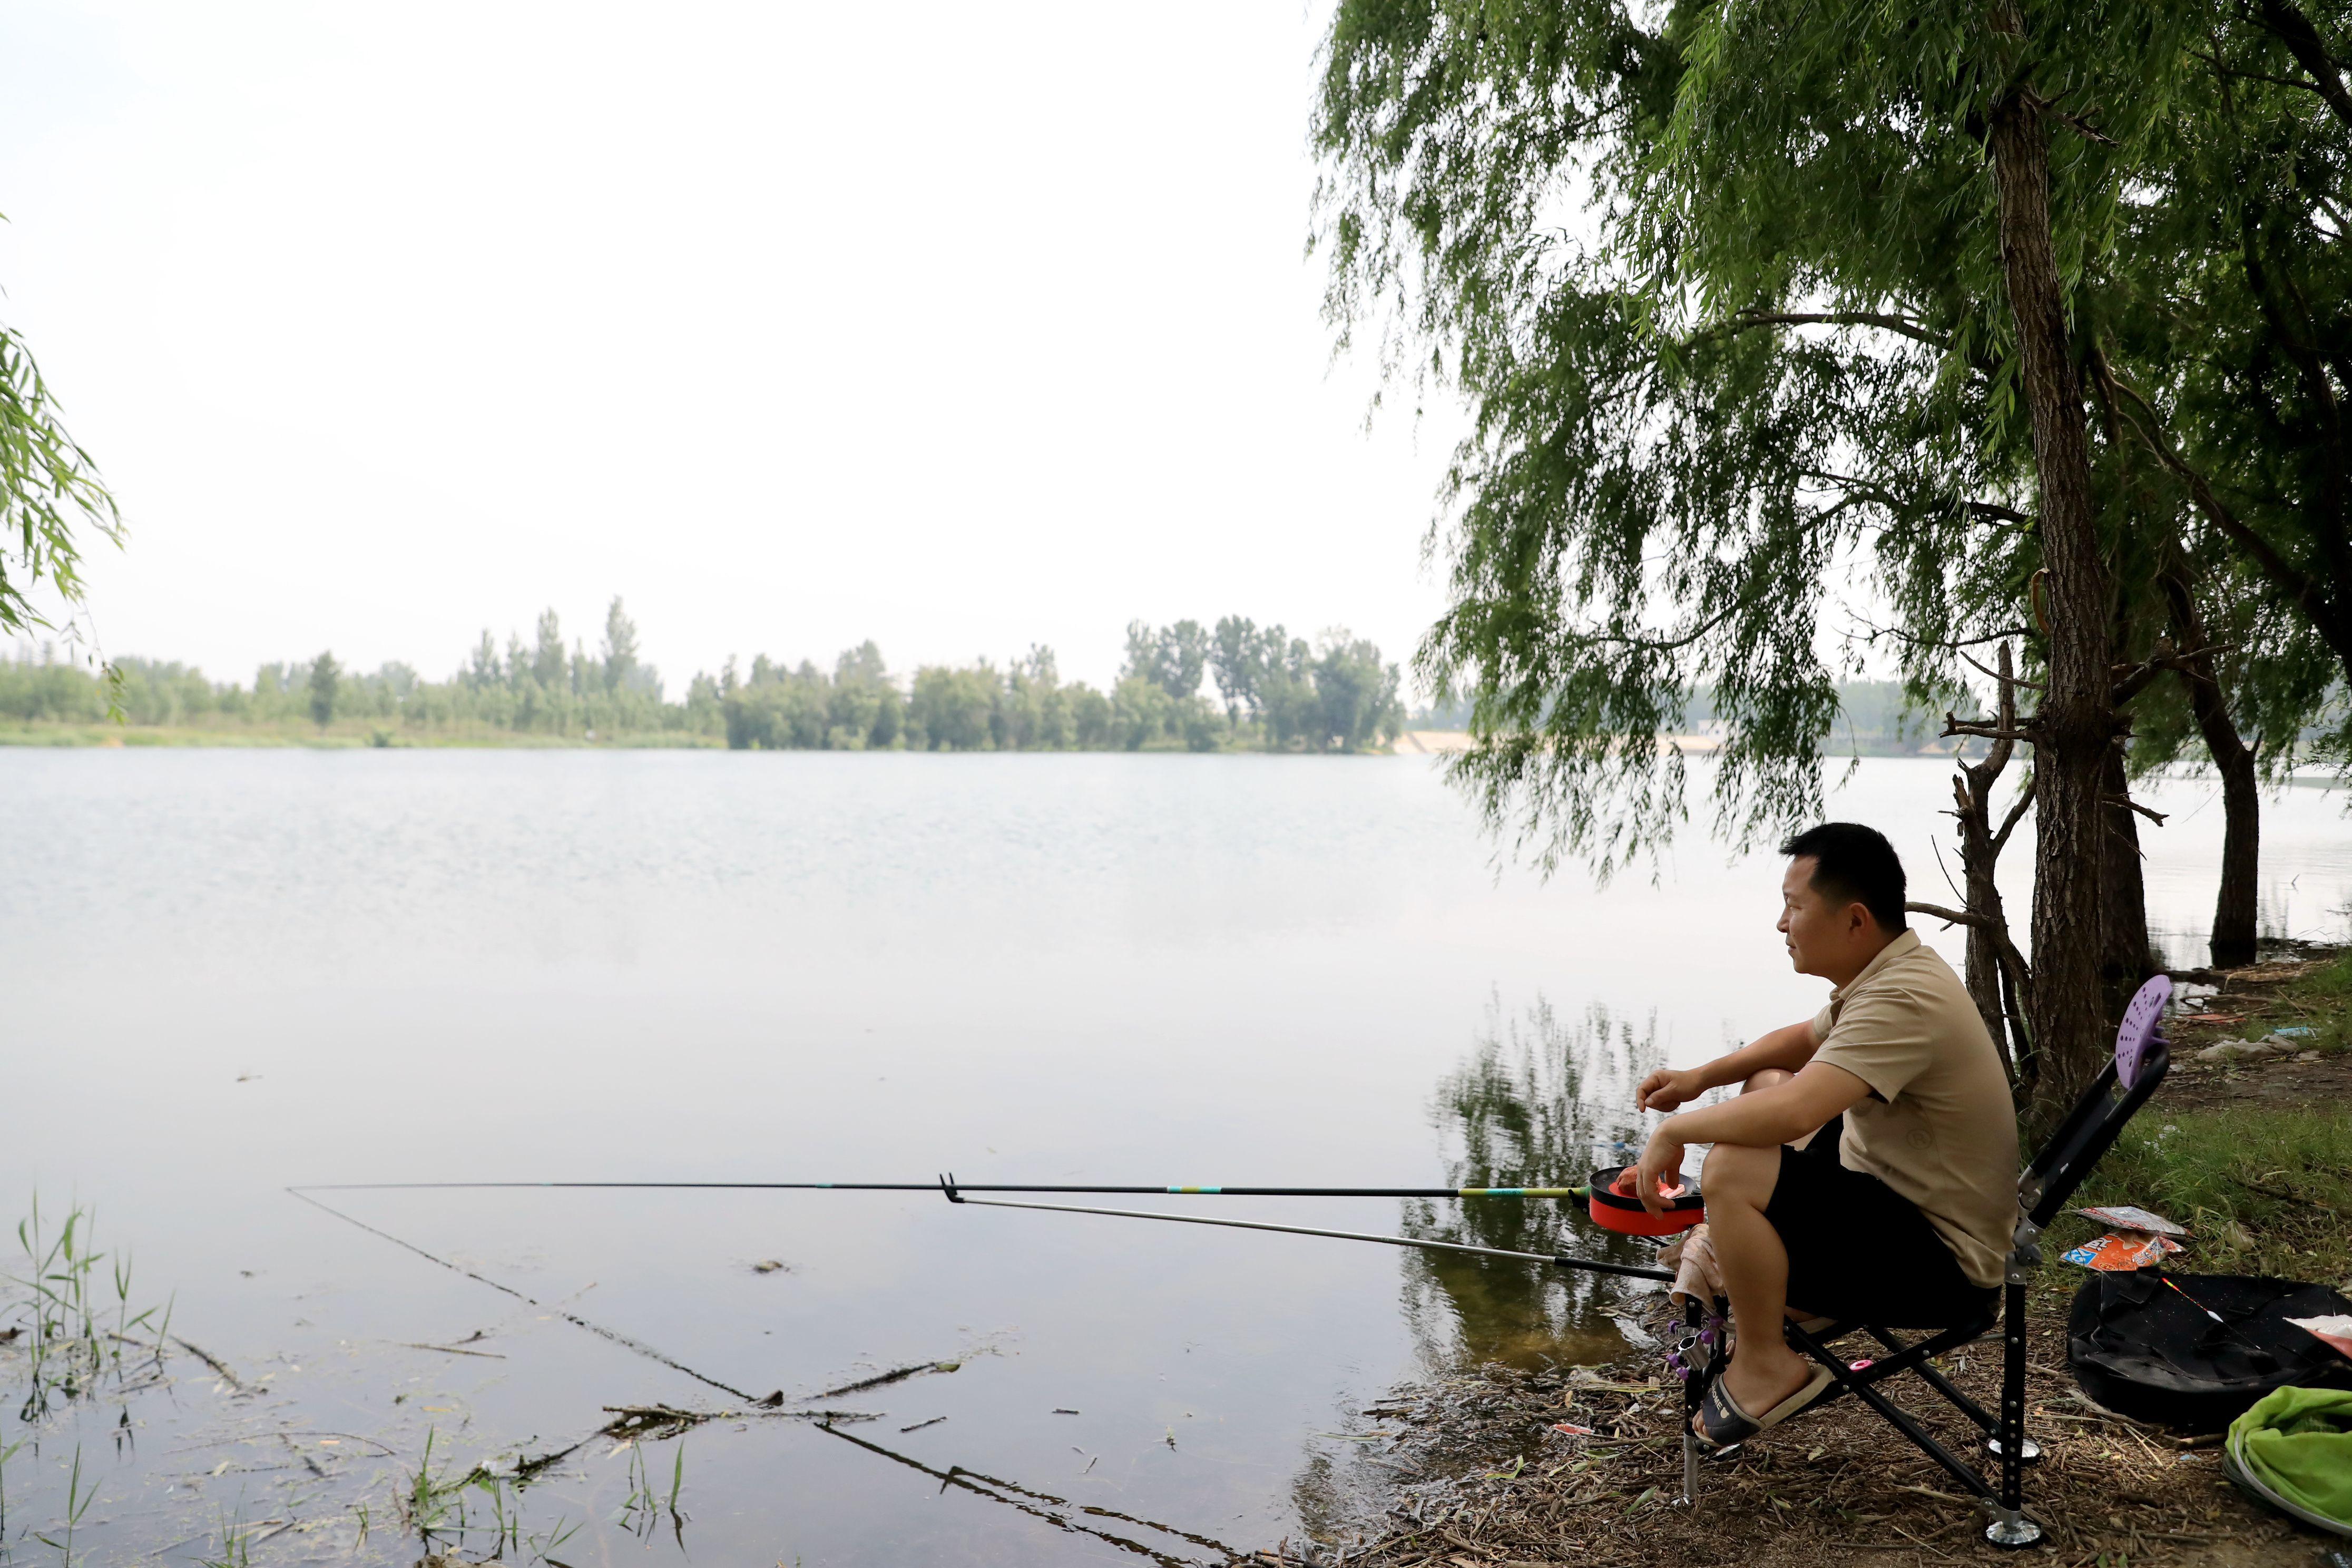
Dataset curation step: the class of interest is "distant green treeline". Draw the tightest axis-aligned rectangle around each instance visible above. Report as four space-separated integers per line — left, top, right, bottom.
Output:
0 602 1408 753
1402 679 1968 756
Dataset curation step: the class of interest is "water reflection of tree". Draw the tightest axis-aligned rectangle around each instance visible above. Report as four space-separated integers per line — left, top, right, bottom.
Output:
1398 996 1667 1372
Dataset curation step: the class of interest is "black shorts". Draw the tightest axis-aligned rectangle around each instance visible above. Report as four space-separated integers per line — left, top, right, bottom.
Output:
1765 1135 1997 1329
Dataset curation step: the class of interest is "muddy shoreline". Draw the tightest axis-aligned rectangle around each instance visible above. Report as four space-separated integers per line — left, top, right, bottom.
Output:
1273 1293 2324 1568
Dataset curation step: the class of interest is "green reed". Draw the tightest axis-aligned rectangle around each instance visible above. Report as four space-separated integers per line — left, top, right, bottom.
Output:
612 1438 688 1542
395 1426 583 1562
29 1443 97 1564
6 1194 165 1418
195 1504 256 1568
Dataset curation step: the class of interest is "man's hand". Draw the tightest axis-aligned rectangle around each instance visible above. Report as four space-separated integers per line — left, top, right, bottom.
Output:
1636 1067 1704 1113
1634 1124 1687 1216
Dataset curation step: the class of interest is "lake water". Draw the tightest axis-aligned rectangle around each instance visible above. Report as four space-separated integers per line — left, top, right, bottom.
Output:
2 750 2345 1565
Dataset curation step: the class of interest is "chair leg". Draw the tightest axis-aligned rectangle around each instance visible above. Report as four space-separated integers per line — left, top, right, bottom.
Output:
1864 1328 2002 1435
1860 1327 2038 1458
1984 1279 2043 1549
1677 1295 1706 1506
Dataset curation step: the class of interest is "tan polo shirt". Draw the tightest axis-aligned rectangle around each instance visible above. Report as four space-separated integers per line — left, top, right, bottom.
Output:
1809 929 2018 1288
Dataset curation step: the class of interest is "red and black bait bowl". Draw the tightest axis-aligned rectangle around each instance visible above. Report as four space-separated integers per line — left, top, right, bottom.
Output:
1585 1165 1705 1237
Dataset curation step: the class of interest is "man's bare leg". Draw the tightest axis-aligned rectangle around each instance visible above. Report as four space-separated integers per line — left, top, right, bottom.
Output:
1742 1067 1829 1151
1695 1141 1815 1432
1729 1067 1834 1329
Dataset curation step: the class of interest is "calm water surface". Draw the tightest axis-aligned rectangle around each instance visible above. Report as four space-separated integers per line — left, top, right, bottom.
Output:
1 751 2344 1564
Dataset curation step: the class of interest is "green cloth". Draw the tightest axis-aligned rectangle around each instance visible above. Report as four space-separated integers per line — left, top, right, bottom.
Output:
2229 1386 2352 1526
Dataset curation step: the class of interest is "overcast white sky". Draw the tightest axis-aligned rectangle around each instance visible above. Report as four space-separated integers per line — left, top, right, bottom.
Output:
0 0 1460 692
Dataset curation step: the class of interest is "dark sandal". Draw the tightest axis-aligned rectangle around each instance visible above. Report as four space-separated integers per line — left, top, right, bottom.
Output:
1694 1364 1835 1445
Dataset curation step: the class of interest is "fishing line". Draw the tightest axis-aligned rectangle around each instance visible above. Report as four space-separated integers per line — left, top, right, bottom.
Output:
943 1192 1675 1283
815 1422 1232 1567
287 1184 1368 1559
2154 1271 2279 1364
287 1188 768 1403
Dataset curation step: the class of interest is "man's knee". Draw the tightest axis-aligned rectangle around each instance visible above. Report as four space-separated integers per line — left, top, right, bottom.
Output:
1702 1141 1782 1206
1741 1067 1793 1094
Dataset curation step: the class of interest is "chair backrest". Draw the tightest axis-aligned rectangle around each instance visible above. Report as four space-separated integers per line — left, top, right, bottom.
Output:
2018 975 2173 1230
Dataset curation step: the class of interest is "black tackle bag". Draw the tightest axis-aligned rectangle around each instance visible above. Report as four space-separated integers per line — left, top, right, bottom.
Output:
2067 1272 2352 1434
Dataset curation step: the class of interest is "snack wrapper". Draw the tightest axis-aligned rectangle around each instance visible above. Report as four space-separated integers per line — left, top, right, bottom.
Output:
2073 1205 2188 1238
2060 1231 2184 1271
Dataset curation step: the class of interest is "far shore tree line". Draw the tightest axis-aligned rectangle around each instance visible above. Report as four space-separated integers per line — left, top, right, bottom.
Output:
0 604 1409 754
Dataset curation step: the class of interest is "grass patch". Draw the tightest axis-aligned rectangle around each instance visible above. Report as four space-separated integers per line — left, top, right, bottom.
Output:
2179 946 2352 1055
2245 947 2352 1054
2055 1105 2352 1286
2298 950 2352 1053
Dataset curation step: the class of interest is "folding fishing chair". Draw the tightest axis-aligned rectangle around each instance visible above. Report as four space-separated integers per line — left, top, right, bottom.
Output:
1673 975 2174 1548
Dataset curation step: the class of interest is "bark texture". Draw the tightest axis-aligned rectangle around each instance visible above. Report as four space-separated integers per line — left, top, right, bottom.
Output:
1987 26 2115 1120
2096 743 2155 1015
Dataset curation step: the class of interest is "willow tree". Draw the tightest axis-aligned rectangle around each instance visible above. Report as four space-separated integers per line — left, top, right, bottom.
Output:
1 315 120 640
2102 4 2352 698
1319 6 1998 857
1314 1 2226 1112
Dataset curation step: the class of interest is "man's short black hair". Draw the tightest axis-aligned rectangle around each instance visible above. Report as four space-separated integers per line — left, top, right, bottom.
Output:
1780 822 1908 933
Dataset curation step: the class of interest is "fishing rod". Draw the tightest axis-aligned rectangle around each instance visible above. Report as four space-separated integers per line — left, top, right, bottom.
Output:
938 1181 1675 1283
289 1179 1609 1199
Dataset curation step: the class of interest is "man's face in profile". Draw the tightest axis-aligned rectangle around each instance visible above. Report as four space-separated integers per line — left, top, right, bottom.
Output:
1777 855 1841 978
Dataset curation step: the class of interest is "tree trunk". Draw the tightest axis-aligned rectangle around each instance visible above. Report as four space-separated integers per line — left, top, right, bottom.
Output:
1955 642 2034 1080
1987 31 2115 1122
2097 743 2155 1014
2160 573 2262 967
1961 791 2009 1044
2206 723 2261 968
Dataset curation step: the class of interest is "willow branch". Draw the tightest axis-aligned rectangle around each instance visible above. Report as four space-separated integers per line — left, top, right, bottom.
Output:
1944 716 2036 741
1907 900 2034 995
1848 613 2040 652
2254 0 2352 129
2103 793 2169 826
1690 312 1952 351
1556 596 1749 654
1991 775 2036 856
2110 642 2231 706
2098 356 2345 646
1956 646 2044 690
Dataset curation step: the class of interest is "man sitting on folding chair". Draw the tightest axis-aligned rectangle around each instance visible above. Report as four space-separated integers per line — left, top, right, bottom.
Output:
1632 821 2018 1445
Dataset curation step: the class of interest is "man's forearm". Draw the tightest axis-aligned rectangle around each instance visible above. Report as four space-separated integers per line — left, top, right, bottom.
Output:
1664 1079 1821 1150
1689 1020 1819 1092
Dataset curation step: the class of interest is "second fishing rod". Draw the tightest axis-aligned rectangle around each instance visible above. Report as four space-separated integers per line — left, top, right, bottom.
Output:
292 1139 1654 1203
292 1178 1609 1198
289 1159 1702 1282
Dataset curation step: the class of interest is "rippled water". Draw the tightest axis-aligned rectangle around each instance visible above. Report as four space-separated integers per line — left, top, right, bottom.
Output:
0 750 2342 1564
